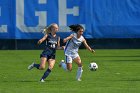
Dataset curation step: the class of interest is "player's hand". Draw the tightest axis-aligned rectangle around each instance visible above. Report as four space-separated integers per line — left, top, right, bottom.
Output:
37 40 42 45
63 39 67 43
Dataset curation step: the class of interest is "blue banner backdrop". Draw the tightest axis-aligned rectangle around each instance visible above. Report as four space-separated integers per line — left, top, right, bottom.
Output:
0 0 140 39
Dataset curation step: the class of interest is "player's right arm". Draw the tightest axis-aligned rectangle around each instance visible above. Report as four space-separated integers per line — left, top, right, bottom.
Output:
37 34 48 45
63 34 74 43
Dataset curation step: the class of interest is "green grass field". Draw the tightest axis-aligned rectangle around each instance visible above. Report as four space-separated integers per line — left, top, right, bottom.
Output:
0 49 140 93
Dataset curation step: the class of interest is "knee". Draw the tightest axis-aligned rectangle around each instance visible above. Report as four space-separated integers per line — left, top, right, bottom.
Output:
67 67 72 71
48 66 53 70
39 65 45 70
67 63 72 71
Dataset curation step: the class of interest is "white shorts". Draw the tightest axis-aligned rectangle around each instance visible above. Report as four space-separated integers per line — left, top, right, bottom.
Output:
65 53 79 63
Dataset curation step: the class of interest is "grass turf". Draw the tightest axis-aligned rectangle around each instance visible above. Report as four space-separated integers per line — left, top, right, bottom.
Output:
0 49 140 93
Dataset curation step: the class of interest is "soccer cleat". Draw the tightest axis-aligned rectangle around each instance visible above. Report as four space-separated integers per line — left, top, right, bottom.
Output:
40 79 45 82
59 60 65 67
28 62 35 70
77 78 82 81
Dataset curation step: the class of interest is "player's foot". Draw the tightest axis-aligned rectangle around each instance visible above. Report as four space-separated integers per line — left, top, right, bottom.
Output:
40 79 45 82
77 78 82 81
28 62 35 70
59 60 65 67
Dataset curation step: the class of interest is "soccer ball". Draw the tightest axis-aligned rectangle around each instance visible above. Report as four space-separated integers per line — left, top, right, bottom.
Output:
89 62 98 71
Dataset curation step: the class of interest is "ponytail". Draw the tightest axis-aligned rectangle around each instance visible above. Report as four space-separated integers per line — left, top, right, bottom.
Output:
42 23 57 35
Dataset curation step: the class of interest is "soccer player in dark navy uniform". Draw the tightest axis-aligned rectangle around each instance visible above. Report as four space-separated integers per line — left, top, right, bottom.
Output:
28 23 63 82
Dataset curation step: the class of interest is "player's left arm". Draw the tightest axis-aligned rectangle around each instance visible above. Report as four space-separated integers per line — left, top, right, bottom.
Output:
56 37 64 50
83 39 95 53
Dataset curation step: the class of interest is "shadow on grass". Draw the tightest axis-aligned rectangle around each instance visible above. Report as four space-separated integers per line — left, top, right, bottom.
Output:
2 79 61 83
95 56 140 57
97 59 140 62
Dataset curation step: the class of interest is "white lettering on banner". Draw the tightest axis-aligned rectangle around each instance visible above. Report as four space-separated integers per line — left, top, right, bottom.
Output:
0 7 8 33
0 7 1 16
0 25 8 33
39 0 47 4
16 0 47 32
58 0 79 32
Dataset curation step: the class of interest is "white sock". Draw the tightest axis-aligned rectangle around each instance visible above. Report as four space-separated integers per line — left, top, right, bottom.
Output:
76 67 83 80
61 62 67 71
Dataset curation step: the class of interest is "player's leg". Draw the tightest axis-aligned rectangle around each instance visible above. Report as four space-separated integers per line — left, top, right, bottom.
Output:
73 55 83 81
28 57 47 70
40 59 55 82
38 57 47 70
59 60 67 71
28 50 48 70
59 56 72 71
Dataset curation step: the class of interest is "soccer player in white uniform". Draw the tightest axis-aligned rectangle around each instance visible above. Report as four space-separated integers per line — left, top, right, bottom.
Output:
59 24 95 81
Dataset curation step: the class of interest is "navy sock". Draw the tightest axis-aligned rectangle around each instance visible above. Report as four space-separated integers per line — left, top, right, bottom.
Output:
41 68 51 80
34 64 40 69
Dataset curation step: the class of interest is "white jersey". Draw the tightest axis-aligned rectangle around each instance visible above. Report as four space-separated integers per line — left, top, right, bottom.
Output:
64 33 85 56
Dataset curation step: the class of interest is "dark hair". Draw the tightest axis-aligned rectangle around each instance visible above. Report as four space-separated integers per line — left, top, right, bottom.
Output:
69 24 84 33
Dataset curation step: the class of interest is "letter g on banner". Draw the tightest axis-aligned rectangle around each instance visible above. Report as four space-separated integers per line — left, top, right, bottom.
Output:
16 0 47 33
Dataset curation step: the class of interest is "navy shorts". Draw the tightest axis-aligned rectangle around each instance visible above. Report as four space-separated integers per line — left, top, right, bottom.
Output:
40 54 55 61
40 49 55 61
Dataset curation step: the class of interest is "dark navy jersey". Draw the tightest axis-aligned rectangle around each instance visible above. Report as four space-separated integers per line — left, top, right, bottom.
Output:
40 33 59 59
41 33 59 57
46 33 59 49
